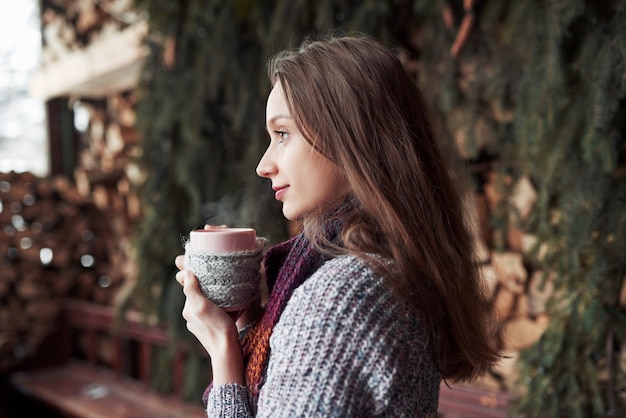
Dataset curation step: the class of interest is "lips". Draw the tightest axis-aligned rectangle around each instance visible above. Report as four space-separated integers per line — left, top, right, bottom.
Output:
273 185 288 200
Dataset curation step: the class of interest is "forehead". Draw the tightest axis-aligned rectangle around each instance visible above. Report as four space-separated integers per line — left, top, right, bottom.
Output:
266 81 291 123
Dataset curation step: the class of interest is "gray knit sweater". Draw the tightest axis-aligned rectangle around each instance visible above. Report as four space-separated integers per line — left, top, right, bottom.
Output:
207 255 440 417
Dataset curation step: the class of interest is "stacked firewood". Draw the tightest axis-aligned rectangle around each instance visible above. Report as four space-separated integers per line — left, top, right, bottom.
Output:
0 171 124 371
461 170 552 394
0 0 142 376
41 0 140 66
74 92 142 228
38 0 144 297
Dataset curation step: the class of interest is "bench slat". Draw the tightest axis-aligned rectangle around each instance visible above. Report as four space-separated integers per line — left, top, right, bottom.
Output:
439 383 510 417
11 361 206 418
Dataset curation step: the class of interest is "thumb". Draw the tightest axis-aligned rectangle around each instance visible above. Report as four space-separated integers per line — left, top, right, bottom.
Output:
204 224 228 230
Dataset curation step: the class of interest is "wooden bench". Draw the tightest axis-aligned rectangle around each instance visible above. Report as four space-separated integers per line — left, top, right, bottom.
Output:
10 300 511 418
438 382 511 417
10 299 208 418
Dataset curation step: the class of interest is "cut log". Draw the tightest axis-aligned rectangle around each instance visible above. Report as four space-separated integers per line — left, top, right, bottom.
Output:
508 176 536 221
491 350 519 392
492 287 516 323
484 172 512 211
501 314 549 351
491 251 527 294
527 270 555 317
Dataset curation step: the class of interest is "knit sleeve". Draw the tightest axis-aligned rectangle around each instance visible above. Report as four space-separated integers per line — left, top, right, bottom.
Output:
207 383 252 417
255 255 440 417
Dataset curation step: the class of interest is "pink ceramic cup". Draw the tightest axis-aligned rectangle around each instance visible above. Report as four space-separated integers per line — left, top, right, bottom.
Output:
188 227 257 253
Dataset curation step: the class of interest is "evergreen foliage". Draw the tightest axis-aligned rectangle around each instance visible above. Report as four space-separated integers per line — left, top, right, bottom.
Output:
500 2 626 416
131 0 626 413
452 1 624 416
412 1 626 415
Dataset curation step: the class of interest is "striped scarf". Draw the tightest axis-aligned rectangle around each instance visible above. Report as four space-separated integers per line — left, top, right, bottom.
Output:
242 210 347 401
241 233 323 398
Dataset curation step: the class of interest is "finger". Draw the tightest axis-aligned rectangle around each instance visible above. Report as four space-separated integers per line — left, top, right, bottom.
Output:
175 255 185 270
204 224 228 230
175 270 185 286
181 273 220 322
182 270 202 298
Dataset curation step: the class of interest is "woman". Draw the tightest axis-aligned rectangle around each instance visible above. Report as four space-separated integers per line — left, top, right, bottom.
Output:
175 34 499 417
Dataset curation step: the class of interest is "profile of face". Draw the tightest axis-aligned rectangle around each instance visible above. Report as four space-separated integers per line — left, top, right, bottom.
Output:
256 81 350 221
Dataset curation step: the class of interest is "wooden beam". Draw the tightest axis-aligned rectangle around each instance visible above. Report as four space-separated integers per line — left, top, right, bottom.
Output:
31 22 148 100
46 97 76 177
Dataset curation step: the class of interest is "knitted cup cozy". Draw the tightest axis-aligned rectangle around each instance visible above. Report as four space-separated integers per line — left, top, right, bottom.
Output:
184 237 267 310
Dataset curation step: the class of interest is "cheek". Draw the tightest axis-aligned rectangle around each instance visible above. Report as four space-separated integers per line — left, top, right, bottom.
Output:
332 168 350 192
317 164 350 199
323 158 348 187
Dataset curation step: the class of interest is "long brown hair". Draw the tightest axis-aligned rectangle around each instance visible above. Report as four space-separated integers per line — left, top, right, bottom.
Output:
268 34 499 381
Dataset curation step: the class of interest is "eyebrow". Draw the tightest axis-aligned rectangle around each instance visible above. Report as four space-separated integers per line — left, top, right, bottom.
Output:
266 114 292 126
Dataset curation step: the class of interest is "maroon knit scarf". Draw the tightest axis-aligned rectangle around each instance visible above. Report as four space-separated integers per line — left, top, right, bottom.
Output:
241 203 352 402
240 231 326 399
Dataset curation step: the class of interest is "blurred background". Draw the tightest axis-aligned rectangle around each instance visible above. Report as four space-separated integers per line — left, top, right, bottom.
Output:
0 0 47 176
0 1 624 417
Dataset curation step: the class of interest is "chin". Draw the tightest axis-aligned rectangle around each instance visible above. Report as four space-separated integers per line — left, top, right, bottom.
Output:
281 207 296 221
281 205 305 222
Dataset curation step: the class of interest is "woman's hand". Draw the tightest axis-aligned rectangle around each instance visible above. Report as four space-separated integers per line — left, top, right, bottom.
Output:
174 262 236 350
174 254 245 386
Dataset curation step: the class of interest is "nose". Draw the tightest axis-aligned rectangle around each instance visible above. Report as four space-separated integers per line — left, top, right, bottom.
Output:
256 146 276 179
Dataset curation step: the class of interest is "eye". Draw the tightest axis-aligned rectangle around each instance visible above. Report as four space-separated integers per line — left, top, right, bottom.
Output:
274 130 289 143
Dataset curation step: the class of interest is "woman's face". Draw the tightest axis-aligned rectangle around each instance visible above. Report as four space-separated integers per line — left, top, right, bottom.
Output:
256 81 350 221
